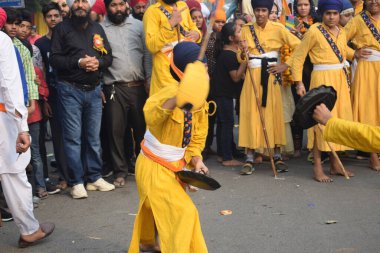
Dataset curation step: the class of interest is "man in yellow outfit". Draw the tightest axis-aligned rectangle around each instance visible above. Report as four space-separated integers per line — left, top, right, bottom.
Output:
143 0 201 96
128 42 209 253
314 104 380 152
290 0 356 183
238 0 300 175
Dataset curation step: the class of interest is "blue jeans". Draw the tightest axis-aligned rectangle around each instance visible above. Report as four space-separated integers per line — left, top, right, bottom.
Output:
29 122 46 190
56 81 103 185
216 97 236 161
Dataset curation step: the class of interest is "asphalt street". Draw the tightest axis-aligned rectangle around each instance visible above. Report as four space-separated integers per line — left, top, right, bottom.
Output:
1 151 380 253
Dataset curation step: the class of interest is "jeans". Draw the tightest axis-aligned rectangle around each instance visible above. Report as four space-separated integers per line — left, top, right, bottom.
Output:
29 122 46 189
56 81 103 185
216 97 235 161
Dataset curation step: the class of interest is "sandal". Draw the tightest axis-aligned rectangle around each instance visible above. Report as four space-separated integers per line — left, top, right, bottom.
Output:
240 161 255 175
274 158 289 173
113 177 126 188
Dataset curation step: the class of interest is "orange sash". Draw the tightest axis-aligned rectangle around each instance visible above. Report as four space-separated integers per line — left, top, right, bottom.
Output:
140 140 186 173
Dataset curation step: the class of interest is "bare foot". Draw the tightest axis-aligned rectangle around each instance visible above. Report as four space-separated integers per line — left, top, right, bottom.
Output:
140 244 161 252
216 156 223 163
313 164 333 183
369 153 380 171
330 161 355 177
293 150 301 158
314 172 334 183
222 160 244 167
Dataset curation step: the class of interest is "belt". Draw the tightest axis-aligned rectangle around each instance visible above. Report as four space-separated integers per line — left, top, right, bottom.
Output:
69 82 99 91
114 80 144 88
0 103 5 112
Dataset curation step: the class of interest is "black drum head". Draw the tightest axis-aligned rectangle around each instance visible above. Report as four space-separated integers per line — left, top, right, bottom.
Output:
293 85 337 129
176 170 221 191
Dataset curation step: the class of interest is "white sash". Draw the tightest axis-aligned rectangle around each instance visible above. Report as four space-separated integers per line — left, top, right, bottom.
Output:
313 61 350 71
141 129 186 162
364 49 380 62
248 51 279 69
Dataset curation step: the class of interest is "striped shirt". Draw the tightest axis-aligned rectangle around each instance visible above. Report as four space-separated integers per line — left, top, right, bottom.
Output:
13 38 38 100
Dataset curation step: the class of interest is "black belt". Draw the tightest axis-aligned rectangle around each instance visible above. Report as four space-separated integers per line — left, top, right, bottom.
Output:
249 57 280 107
69 81 99 91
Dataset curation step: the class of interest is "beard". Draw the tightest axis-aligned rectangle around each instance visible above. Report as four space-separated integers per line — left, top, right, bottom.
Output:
107 10 128 25
132 9 144 21
71 8 90 25
162 0 178 5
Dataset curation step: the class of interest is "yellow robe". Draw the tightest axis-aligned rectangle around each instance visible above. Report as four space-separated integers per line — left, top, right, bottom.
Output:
128 85 209 253
324 117 380 152
290 23 354 152
238 21 300 149
354 1 364 16
345 12 380 127
143 0 201 96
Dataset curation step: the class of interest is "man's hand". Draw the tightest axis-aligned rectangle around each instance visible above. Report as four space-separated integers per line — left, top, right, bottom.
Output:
101 91 106 104
191 156 209 175
43 101 53 118
169 6 187 28
79 55 99 72
16 132 31 153
185 30 200 42
296 81 306 97
268 63 288 74
313 104 333 126
144 77 151 95
27 100 36 115
355 47 372 60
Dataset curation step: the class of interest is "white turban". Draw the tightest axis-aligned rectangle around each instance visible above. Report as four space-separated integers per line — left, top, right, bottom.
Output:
66 0 96 8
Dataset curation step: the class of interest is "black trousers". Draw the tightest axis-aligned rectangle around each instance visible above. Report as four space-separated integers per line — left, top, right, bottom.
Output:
216 97 236 161
48 87 69 182
103 84 147 178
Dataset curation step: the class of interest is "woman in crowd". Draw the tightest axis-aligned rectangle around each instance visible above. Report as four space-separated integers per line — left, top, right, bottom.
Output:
214 23 247 167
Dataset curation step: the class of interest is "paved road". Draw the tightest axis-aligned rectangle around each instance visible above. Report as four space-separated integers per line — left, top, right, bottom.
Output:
1 153 380 253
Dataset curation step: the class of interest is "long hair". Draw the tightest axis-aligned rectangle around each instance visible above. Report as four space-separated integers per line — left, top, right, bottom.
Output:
293 0 321 22
215 22 237 57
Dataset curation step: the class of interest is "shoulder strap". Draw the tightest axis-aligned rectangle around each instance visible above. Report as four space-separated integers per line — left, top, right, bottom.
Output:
317 25 351 87
159 5 187 37
249 25 265 54
360 11 380 45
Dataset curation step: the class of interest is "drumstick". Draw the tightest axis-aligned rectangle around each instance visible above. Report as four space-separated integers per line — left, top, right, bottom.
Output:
317 124 350 179
245 53 278 178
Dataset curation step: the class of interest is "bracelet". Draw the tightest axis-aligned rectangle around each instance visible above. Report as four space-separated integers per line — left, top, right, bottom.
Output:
19 132 30 136
295 85 304 90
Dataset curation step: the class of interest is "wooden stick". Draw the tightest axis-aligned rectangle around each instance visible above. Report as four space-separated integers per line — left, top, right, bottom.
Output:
245 53 278 178
197 19 215 61
317 125 349 179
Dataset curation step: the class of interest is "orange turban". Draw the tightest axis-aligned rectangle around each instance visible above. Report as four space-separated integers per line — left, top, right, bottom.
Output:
214 9 226 21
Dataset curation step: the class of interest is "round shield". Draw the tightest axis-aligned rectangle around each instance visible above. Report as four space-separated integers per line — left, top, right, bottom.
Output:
176 170 221 191
293 85 337 129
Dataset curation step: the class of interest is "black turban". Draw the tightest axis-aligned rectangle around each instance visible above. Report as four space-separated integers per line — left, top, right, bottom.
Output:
251 0 274 11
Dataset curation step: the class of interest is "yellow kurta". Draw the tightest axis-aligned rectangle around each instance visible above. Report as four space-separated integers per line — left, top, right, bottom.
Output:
128 85 209 253
354 1 364 16
238 21 300 149
291 23 354 152
345 12 380 126
143 0 201 96
324 117 380 152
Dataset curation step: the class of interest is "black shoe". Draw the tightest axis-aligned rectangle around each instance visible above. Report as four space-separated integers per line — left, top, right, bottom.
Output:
1 209 13 222
45 180 61 195
233 150 246 159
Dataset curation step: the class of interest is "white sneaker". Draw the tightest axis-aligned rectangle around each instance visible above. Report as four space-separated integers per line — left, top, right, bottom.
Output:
71 184 88 199
86 178 115 192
